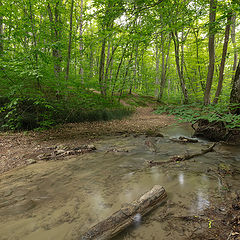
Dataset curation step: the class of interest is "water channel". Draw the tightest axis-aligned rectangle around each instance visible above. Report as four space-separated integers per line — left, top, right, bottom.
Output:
0 125 239 240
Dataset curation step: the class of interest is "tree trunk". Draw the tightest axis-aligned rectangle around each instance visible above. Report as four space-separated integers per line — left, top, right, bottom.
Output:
204 0 217 105
129 43 138 94
0 0 3 54
111 43 129 96
231 13 238 83
81 185 167 240
65 0 74 81
155 43 160 97
119 52 133 98
104 37 117 94
193 29 204 90
99 37 106 95
230 59 240 114
213 13 232 104
47 2 62 79
172 30 188 104
28 0 38 66
79 0 84 82
158 36 171 101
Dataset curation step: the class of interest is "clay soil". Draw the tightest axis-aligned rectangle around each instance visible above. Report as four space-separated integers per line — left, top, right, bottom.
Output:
0 107 175 174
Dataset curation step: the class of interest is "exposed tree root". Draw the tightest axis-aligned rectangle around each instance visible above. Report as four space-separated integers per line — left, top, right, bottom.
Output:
193 119 240 143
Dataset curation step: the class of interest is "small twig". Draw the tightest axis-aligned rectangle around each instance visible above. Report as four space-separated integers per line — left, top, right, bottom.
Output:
227 230 233 240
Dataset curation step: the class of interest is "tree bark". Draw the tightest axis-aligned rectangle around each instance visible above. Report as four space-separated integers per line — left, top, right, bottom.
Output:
47 2 62 79
119 51 133 98
28 0 38 66
230 59 240 114
65 0 74 81
111 42 129 96
231 13 238 83
81 185 167 240
213 13 232 104
172 30 188 104
104 38 117 94
129 43 138 94
204 0 217 105
155 42 160 97
79 0 84 82
193 29 204 91
99 37 106 95
0 0 3 54
158 35 171 101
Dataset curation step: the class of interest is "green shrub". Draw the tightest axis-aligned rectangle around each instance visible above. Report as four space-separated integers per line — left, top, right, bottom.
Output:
155 103 240 129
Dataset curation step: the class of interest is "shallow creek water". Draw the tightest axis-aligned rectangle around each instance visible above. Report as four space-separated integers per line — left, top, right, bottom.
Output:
0 125 240 240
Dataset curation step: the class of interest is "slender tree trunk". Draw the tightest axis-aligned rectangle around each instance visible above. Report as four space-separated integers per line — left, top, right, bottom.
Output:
231 13 238 82
230 59 240 114
109 46 114 87
213 13 232 104
172 30 188 103
204 0 217 105
65 0 74 81
130 43 138 94
89 44 93 78
111 43 129 96
0 0 3 54
155 43 160 97
104 38 117 94
47 2 62 79
193 29 204 91
158 36 171 101
29 0 38 66
99 37 106 95
104 40 111 82
79 0 84 81
119 52 133 99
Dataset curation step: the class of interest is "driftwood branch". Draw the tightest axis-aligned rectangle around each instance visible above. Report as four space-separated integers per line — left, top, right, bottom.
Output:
81 185 167 240
149 143 216 167
170 136 199 143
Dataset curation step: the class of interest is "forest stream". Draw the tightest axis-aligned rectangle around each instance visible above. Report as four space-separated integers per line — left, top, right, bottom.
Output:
0 125 240 240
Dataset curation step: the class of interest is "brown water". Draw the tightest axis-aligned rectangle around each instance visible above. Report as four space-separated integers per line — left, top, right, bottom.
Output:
0 125 240 240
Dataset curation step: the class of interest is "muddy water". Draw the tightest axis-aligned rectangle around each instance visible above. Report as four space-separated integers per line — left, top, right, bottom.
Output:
0 125 240 240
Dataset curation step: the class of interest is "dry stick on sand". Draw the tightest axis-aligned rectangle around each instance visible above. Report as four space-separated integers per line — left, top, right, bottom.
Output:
81 185 167 240
148 143 216 167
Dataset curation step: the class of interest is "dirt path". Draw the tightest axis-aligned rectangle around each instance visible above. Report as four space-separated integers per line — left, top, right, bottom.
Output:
0 107 175 174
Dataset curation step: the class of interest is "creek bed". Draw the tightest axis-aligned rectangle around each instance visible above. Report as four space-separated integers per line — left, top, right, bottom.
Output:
0 125 239 240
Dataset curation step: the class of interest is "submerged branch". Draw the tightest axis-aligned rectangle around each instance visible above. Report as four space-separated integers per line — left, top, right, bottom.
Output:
148 143 216 167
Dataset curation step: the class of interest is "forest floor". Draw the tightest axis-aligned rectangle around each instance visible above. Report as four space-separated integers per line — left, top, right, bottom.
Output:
0 106 175 174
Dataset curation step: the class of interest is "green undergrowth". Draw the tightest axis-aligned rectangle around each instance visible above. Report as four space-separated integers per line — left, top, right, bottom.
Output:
155 103 240 129
0 89 133 131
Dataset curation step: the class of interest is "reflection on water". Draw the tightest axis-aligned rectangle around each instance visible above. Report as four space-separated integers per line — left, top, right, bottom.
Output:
196 191 210 212
0 127 240 240
178 172 184 185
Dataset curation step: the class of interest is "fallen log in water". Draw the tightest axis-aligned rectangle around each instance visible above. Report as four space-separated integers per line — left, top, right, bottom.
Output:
149 143 216 166
170 136 199 143
81 185 167 240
